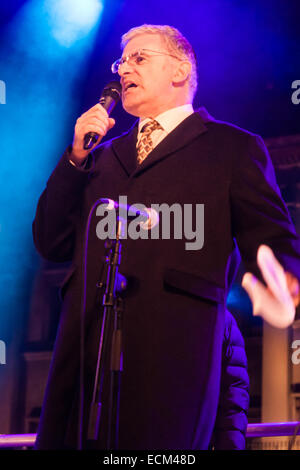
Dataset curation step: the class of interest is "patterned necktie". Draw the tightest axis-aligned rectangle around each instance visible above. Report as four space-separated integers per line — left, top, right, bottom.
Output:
136 119 163 164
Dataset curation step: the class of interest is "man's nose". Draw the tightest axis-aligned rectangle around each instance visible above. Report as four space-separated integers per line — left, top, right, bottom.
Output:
118 59 134 77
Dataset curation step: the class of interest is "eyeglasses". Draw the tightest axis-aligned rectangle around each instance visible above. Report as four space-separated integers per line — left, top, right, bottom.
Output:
111 48 182 74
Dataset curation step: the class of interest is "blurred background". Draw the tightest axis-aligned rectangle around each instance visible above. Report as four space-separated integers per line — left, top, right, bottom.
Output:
0 0 300 450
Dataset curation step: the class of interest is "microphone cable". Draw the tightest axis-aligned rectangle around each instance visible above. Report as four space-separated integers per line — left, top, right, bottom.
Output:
78 197 105 450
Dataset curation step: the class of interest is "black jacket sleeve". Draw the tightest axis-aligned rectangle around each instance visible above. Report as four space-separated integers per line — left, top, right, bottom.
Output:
211 310 250 450
32 147 94 262
231 133 300 283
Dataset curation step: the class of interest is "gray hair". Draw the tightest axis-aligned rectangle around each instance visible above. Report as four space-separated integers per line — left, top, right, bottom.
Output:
121 24 198 99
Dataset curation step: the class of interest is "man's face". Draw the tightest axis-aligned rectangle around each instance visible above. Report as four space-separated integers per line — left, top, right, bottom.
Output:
119 33 178 118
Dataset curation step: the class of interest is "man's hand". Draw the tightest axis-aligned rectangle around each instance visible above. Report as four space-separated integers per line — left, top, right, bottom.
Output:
70 104 115 165
242 245 299 329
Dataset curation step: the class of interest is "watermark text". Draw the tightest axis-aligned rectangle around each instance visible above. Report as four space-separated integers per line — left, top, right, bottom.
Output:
291 340 300 365
0 340 6 365
0 80 6 104
291 80 300 105
95 196 204 251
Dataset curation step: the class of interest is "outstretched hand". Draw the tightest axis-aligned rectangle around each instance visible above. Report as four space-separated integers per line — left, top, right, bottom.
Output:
242 245 300 329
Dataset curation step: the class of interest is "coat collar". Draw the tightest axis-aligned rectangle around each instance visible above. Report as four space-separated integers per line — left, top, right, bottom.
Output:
111 107 214 177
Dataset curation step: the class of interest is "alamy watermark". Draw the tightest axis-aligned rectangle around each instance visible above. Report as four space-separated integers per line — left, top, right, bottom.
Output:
0 340 6 365
291 340 300 365
0 80 6 104
291 80 300 105
95 196 204 251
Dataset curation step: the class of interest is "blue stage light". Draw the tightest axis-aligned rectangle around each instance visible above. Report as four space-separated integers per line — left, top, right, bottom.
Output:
0 0 104 342
227 284 253 315
44 0 104 47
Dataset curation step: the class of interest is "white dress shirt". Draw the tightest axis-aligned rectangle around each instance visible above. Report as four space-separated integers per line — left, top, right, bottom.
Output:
137 104 194 151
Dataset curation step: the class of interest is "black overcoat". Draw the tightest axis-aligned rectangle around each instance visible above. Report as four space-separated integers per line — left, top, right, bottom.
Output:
33 108 300 449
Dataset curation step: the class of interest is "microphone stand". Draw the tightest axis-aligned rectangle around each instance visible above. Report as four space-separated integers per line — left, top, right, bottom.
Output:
87 218 124 449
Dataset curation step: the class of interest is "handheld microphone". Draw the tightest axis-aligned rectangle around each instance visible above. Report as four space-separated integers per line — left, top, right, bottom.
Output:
83 80 122 150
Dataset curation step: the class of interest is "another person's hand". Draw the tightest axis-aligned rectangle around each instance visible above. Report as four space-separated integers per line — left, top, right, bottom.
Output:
71 104 115 165
242 245 299 329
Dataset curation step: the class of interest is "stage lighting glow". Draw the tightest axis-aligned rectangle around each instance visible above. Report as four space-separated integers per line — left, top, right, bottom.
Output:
44 0 104 47
0 0 104 341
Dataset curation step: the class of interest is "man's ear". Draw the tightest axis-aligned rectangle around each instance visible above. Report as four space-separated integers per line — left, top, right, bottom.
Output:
172 60 192 85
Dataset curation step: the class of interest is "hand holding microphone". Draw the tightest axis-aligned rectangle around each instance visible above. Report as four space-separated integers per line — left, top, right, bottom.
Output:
71 81 122 165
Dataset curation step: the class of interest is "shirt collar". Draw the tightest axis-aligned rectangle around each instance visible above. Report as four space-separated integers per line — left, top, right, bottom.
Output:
138 104 194 135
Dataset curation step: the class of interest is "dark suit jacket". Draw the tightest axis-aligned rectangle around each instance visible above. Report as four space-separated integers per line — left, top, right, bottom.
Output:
32 108 300 450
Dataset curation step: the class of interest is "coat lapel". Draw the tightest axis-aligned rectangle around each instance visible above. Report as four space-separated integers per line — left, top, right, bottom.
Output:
111 121 139 176
132 110 210 177
111 107 214 178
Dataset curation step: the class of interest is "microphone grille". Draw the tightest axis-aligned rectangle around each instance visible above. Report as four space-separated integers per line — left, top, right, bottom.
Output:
103 80 122 98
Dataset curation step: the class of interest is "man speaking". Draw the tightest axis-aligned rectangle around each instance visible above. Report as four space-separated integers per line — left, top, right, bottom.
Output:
33 24 300 450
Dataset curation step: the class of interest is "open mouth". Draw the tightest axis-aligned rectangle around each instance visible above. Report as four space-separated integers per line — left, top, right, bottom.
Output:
124 82 138 92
